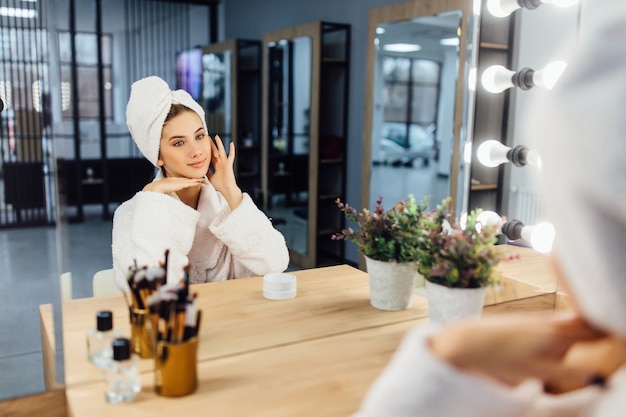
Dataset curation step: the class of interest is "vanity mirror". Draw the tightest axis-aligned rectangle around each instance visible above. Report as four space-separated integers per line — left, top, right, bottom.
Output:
262 22 350 269
202 39 263 202
362 0 478 224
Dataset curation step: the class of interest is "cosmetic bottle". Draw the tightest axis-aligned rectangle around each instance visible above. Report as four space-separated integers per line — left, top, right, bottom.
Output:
105 338 141 404
86 310 120 368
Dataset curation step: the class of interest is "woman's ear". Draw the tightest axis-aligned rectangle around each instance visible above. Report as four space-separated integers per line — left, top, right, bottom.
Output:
157 158 164 167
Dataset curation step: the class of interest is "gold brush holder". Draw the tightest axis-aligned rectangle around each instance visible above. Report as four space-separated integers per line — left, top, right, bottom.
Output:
129 309 156 359
154 338 198 397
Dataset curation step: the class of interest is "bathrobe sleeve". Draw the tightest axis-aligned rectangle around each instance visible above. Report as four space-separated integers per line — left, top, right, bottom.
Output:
352 323 540 417
112 191 200 291
208 193 290 276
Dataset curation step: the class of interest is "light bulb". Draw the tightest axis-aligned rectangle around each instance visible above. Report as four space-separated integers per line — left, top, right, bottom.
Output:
487 0 579 17
476 210 503 228
460 210 504 232
481 62 567 94
461 212 554 253
481 65 515 94
486 0 520 17
532 61 567 90
477 140 508 167
521 222 555 253
476 140 542 168
501 219 555 253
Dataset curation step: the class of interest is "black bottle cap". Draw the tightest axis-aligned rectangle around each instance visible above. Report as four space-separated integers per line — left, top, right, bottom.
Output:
112 338 131 361
96 310 113 332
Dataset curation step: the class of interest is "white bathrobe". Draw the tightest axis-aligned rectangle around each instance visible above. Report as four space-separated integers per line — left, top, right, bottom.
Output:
112 180 289 290
352 324 626 417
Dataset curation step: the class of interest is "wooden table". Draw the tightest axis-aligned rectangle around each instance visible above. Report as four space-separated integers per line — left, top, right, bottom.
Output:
40 245 562 417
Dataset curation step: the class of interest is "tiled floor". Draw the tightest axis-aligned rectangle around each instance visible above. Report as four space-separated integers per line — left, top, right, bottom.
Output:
0 163 440 401
0 208 114 401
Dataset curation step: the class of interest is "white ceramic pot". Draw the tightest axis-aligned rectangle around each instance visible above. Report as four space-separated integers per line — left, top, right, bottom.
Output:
365 256 419 311
425 280 487 324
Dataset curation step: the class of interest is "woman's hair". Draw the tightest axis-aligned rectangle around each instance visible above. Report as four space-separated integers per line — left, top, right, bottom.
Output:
164 103 195 125
159 103 197 177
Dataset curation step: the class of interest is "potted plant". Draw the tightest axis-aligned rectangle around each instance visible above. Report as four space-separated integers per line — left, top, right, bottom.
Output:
417 199 512 324
333 194 430 311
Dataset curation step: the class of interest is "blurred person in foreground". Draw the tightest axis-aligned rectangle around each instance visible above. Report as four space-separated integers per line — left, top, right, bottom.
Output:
352 4 626 417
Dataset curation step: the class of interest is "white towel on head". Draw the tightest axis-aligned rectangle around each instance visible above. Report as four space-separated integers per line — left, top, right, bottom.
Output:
525 4 626 338
126 75 208 166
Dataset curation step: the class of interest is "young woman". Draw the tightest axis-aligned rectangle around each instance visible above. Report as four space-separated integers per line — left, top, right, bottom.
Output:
112 76 289 288
352 3 626 416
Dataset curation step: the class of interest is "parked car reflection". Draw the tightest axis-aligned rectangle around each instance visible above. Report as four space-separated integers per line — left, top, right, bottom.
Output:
373 122 436 167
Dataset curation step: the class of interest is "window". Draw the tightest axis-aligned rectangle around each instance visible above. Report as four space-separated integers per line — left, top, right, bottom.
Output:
59 32 113 119
381 56 439 150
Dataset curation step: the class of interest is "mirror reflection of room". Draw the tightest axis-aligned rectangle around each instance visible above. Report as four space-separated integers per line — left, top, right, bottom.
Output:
202 51 231 143
201 39 263 205
370 11 461 209
265 36 312 256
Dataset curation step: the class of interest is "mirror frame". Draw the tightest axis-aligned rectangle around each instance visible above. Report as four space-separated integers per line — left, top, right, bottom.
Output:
361 0 476 247
262 22 320 268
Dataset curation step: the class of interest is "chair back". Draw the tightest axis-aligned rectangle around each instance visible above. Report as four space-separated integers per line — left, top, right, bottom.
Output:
60 272 72 301
92 269 122 297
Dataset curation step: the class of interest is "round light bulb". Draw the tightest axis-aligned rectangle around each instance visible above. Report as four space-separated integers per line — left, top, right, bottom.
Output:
477 140 509 167
481 65 515 93
486 0 520 17
460 211 503 232
533 61 567 90
522 222 555 254
476 211 503 228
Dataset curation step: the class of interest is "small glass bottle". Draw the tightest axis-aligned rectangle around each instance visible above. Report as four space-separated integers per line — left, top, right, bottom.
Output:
86 310 119 368
105 338 141 404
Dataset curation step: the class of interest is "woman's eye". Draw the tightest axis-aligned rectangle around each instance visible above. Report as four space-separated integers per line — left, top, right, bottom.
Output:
196 133 205 140
173 140 184 147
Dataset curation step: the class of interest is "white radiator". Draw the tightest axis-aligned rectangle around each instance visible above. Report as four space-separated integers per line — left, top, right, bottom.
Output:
509 186 542 225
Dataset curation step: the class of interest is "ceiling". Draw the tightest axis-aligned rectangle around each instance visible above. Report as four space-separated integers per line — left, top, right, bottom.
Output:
376 11 462 61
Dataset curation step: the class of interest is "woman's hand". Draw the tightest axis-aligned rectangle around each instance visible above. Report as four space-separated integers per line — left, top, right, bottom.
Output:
548 336 626 393
142 177 203 194
429 314 608 391
207 134 242 210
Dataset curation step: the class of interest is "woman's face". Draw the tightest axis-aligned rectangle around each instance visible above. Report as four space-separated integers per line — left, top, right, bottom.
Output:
158 110 210 179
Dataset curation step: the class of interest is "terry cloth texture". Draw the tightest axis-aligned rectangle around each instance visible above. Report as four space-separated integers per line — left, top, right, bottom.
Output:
126 76 208 166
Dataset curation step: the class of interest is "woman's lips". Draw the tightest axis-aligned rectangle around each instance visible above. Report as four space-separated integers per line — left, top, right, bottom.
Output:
189 160 206 169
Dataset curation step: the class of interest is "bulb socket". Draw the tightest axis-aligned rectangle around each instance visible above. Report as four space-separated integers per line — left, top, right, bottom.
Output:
518 0 543 10
502 219 524 241
506 145 529 167
512 67 535 90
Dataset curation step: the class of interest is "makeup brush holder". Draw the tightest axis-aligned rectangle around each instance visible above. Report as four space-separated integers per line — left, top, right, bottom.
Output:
154 338 198 397
129 308 155 359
